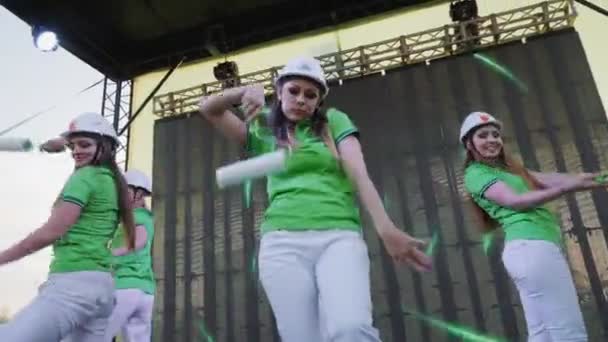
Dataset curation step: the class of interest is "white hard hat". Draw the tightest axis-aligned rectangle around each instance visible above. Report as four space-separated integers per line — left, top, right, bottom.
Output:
124 169 152 194
275 56 329 97
61 112 120 146
459 111 502 144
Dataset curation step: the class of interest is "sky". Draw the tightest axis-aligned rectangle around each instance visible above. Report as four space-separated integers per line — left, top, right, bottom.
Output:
0 6 104 315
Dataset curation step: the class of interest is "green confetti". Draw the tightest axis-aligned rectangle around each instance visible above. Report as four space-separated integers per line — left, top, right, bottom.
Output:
250 244 258 275
473 53 529 94
243 180 252 209
594 172 608 184
383 192 391 212
197 318 215 342
403 307 508 342
482 232 495 256
425 230 440 257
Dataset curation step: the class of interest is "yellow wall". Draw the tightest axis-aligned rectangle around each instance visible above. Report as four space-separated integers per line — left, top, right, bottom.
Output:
128 0 608 176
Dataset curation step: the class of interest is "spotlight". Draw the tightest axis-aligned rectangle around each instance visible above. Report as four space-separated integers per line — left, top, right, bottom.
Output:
213 61 239 88
449 0 480 48
32 25 59 52
449 0 478 23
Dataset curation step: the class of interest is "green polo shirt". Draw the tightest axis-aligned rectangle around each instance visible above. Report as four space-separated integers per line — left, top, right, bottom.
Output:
111 207 156 295
464 162 562 245
50 166 119 273
247 107 361 233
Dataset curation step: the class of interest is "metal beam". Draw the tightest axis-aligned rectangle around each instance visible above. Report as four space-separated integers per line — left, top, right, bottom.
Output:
574 0 608 17
118 56 185 136
101 77 132 167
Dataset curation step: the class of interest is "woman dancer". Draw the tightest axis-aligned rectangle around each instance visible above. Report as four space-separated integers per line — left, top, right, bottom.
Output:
104 170 155 342
461 111 598 341
198 56 432 342
0 112 135 342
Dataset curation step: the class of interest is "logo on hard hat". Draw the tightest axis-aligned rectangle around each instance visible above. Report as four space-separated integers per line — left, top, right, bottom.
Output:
69 121 77 131
479 114 490 122
300 63 312 71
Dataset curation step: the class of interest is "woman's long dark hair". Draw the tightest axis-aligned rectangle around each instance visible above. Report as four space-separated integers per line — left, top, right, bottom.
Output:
463 128 543 233
268 77 339 159
81 133 136 250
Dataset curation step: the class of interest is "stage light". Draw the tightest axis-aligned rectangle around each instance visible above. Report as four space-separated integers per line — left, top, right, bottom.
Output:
449 0 478 23
449 0 480 48
32 26 59 52
214 61 239 88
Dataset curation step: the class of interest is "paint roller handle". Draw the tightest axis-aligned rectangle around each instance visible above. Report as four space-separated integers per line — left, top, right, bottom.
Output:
0 137 34 152
216 149 288 189
39 137 67 153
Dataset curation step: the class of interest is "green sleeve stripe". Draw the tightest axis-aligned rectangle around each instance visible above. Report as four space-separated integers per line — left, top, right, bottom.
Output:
335 129 359 144
479 179 499 198
62 196 86 207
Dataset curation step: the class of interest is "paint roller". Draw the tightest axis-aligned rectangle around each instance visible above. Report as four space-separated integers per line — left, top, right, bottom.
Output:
0 137 34 152
216 149 289 189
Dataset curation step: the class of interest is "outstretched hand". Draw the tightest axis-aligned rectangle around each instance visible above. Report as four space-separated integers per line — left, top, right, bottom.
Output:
40 137 67 153
564 172 604 192
584 172 607 190
242 84 266 122
379 224 433 272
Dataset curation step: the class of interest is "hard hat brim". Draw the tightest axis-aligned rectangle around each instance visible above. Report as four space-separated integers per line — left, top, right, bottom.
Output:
61 130 121 148
129 185 153 195
275 72 329 97
460 121 502 144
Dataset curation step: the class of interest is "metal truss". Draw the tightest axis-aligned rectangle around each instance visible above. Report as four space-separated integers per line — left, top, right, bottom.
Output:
152 0 577 118
101 77 133 168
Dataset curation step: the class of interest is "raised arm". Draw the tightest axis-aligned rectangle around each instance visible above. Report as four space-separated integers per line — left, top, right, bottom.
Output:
198 84 265 145
337 135 432 272
40 136 68 153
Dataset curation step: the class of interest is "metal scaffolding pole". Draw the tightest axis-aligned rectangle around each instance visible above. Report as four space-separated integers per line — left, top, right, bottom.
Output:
101 77 133 168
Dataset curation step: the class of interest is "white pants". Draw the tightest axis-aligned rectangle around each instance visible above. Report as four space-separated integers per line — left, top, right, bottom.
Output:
0 271 115 342
104 289 154 342
259 230 381 342
502 240 588 342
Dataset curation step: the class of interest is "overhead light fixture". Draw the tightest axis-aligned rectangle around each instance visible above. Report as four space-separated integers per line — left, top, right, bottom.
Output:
449 0 480 49
32 25 59 52
214 61 239 88
449 0 478 22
